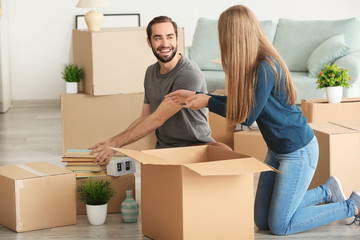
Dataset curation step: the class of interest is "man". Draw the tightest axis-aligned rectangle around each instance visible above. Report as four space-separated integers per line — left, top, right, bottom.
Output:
89 16 230 165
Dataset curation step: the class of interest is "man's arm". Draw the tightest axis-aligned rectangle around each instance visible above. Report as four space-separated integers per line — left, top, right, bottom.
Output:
89 101 182 164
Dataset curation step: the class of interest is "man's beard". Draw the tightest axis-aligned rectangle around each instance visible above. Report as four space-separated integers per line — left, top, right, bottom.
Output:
151 46 178 63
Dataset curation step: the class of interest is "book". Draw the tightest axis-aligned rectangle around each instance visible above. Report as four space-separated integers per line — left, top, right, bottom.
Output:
65 165 106 172
74 171 107 178
62 157 95 162
65 161 105 166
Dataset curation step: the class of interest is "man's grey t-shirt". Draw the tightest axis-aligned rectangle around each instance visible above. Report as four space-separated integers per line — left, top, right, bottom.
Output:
144 55 214 148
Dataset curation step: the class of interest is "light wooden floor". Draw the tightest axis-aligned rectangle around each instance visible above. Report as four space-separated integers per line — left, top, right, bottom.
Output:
0 100 359 239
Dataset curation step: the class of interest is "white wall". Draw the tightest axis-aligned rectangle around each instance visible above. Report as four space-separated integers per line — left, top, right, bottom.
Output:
5 0 360 100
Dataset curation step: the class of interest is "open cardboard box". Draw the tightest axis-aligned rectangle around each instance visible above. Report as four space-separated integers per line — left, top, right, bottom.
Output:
309 120 360 196
112 145 277 240
301 97 360 123
0 162 77 232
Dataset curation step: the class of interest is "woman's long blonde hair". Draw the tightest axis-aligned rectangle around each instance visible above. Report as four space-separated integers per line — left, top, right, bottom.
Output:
218 5 297 124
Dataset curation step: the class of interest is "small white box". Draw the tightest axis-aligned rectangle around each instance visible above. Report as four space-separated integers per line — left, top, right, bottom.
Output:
107 157 136 177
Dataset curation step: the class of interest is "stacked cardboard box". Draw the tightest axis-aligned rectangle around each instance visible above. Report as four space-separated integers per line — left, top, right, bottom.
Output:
309 120 360 196
301 97 360 123
62 28 185 216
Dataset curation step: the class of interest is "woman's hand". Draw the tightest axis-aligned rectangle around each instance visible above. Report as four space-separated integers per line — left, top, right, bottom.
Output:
89 139 117 165
164 90 211 110
185 94 211 110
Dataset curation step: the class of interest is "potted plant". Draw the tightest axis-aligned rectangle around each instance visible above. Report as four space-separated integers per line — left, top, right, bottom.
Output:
316 63 351 103
61 64 83 94
78 178 115 225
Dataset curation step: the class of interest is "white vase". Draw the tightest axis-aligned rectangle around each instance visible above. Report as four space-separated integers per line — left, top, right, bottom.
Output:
86 203 108 225
326 86 343 103
66 82 78 94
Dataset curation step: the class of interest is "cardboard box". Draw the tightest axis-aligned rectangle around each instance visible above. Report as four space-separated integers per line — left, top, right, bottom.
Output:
309 120 360 196
208 89 235 149
208 112 235 149
0 162 76 232
73 27 185 96
113 145 276 240
234 130 267 162
61 93 156 156
301 98 360 123
76 174 135 215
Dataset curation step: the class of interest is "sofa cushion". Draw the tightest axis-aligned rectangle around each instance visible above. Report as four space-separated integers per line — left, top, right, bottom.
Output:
190 18 222 71
190 18 277 71
274 18 358 72
307 34 350 77
260 20 277 43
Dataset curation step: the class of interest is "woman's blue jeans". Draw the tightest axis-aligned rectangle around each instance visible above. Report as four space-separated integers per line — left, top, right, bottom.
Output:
254 136 356 235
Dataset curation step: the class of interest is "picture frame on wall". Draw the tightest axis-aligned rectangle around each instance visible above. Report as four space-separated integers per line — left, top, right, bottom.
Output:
75 13 141 30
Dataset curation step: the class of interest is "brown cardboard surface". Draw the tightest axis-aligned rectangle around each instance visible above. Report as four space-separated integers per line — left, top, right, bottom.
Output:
301 97 360 123
309 121 360 196
234 130 268 162
0 162 76 232
208 89 235 149
112 145 275 240
61 93 156 156
73 28 185 96
76 174 135 215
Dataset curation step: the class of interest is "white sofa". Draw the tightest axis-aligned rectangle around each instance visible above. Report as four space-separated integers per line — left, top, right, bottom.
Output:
186 17 360 104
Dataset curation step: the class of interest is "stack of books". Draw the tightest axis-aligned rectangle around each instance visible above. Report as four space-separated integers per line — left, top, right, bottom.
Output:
62 156 107 178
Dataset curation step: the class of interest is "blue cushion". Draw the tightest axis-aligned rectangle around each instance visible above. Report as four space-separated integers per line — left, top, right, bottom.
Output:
274 18 358 72
307 34 350 77
260 20 277 43
190 18 277 71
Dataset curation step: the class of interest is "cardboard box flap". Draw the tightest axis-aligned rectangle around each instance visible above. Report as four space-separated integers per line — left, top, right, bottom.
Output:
309 122 357 134
0 162 71 180
111 148 176 165
331 120 360 131
183 158 275 176
305 98 360 104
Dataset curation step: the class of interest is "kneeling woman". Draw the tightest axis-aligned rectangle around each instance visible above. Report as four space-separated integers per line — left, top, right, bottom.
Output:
165 4 360 235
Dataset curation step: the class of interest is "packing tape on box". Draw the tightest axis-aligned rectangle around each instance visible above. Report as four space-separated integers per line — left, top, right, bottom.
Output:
15 180 23 231
16 164 48 177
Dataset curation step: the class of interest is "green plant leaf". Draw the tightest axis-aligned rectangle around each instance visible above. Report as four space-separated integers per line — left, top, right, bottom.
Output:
61 64 83 82
77 178 115 205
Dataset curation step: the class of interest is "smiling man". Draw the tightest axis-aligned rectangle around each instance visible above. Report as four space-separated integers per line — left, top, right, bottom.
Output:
89 16 231 165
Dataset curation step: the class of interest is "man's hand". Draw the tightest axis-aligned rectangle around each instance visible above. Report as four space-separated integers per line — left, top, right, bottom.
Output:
89 139 117 165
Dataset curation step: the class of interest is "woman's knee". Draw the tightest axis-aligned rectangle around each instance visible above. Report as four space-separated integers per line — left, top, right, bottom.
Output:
268 221 288 236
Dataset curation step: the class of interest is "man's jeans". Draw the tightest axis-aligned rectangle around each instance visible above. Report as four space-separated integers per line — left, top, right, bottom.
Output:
254 136 356 235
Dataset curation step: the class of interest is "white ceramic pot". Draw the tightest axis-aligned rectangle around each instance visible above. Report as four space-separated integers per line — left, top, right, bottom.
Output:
86 203 108 225
326 86 343 103
66 82 78 94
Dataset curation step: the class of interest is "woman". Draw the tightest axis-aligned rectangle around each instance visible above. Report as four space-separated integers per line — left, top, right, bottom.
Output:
165 5 360 235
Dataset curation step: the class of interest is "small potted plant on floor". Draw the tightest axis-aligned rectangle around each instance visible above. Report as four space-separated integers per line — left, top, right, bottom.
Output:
316 63 351 103
78 178 115 225
61 64 83 94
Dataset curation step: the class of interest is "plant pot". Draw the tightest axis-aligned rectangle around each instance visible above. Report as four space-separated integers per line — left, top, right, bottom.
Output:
86 203 108 225
66 82 78 94
326 86 343 103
